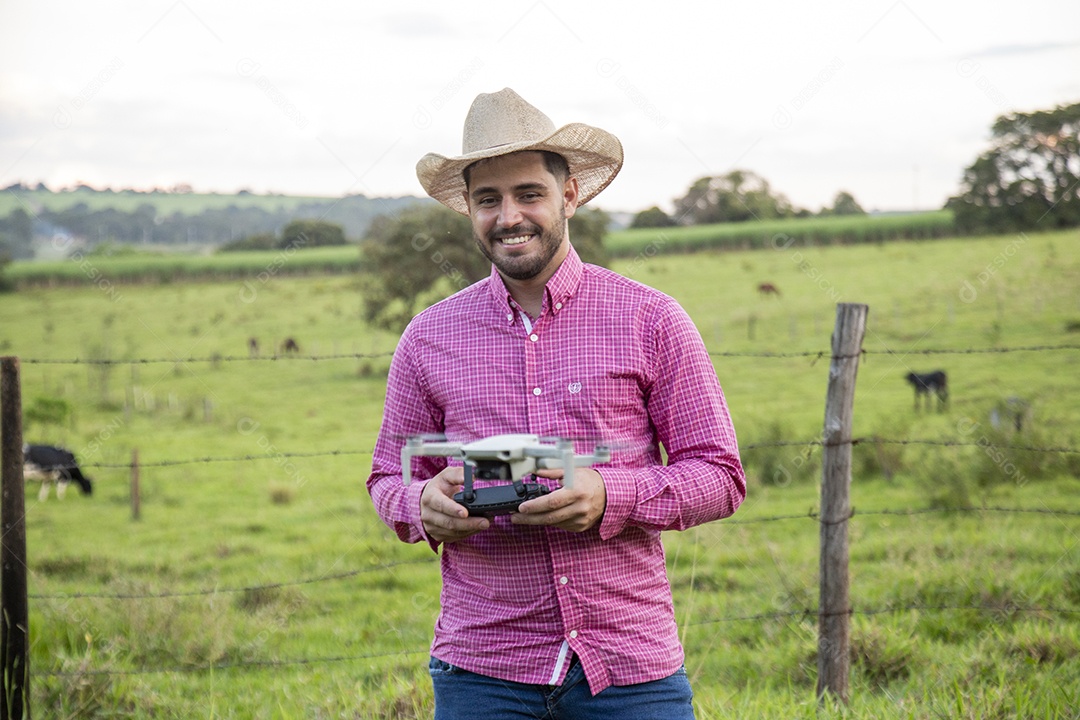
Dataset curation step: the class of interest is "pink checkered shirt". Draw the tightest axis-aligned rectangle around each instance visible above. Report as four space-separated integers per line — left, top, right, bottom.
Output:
367 246 745 695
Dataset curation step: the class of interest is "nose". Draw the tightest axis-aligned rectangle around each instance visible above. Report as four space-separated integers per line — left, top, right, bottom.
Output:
497 197 524 228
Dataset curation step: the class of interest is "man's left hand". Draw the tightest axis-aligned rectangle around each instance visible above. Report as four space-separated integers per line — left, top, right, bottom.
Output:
512 467 606 532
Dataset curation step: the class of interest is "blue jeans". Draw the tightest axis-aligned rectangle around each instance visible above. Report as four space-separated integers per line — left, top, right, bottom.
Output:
429 656 695 720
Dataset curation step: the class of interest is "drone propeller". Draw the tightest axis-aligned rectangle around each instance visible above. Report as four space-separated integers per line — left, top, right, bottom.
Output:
535 435 656 455
390 431 450 443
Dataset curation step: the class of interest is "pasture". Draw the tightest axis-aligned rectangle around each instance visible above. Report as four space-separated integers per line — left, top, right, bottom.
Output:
2 229 1079 718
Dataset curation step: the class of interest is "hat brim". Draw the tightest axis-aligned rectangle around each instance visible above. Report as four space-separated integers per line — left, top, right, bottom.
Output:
416 122 623 215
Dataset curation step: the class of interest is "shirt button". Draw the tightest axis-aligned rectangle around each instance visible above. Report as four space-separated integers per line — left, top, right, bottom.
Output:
529 334 539 342
569 630 578 639
506 313 513 322
532 387 542 396
554 302 563 310
559 576 568 585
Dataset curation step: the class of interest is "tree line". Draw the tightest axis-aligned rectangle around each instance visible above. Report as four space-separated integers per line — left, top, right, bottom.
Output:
2 99 1076 302
0 193 417 260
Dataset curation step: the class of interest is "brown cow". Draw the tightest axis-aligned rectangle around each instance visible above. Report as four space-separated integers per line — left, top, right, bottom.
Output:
757 282 781 297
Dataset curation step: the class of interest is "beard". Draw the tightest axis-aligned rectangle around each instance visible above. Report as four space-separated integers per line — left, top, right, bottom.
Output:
474 213 566 281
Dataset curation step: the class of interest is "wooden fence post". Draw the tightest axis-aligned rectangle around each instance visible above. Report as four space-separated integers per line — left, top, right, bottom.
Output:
817 303 868 705
1 357 31 719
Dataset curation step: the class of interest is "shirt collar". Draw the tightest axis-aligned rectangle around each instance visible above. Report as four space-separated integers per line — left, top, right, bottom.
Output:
487 244 584 326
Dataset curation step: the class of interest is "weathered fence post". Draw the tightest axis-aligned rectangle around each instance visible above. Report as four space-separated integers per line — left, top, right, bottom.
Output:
1 357 31 719
817 303 868 705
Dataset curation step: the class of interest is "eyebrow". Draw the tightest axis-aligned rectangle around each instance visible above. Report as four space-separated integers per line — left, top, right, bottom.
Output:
470 181 549 200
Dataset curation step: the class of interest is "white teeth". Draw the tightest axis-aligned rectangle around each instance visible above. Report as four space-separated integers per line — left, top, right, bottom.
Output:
501 235 531 246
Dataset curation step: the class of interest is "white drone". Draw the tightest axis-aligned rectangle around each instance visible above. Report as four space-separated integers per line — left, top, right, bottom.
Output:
401 434 612 516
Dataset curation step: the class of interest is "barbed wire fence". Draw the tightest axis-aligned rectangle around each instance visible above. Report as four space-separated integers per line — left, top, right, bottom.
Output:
3 310 1080 711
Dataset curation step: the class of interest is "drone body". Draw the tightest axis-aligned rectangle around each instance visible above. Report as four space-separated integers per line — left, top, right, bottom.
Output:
400 434 612 516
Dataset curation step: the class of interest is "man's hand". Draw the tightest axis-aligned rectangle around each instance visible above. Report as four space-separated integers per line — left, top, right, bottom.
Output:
512 467 606 532
420 466 490 544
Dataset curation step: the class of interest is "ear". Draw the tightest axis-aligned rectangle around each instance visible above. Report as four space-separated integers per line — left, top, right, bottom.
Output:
562 176 579 219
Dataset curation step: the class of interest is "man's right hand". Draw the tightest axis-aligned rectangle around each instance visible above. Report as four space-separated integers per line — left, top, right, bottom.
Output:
420 466 490 544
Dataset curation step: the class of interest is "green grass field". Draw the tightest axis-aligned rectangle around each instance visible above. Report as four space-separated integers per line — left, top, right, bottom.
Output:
2 228 1079 718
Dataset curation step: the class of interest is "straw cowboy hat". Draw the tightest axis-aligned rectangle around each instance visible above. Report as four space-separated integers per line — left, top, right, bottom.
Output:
416 88 624 215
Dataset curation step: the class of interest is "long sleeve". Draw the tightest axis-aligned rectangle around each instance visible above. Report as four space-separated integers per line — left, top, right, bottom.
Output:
367 330 446 547
598 300 745 539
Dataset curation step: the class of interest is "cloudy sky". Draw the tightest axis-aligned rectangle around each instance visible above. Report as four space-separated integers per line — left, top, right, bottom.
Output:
2 0 1078 215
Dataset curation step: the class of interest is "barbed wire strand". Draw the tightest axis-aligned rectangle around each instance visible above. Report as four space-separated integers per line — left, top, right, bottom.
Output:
741 437 1080 454
72 436 1078 470
16 343 1080 366
82 448 372 469
41 648 428 678
20 351 395 365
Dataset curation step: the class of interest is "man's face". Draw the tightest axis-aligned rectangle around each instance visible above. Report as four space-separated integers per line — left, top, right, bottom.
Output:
464 151 578 282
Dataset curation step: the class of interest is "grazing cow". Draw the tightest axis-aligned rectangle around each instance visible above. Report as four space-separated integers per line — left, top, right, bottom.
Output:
248 337 259 357
23 444 93 501
757 282 781 297
281 337 300 355
905 370 948 412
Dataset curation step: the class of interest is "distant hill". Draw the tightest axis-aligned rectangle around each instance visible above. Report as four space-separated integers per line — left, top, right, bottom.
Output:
0 184 431 259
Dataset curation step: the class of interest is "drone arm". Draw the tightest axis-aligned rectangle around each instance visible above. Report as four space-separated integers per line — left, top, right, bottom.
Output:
531 445 612 489
401 441 463 485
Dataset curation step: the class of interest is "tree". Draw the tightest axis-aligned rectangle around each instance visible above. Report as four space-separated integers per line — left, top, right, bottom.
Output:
0 208 35 259
359 204 486 331
281 219 346 248
359 203 611 332
947 101 1080 232
671 170 796 225
0 250 12 292
826 191 866 216
217 232 278 252
568 206 611 268
630 206 675 228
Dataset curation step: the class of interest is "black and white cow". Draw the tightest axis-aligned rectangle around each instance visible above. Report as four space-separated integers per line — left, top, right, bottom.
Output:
905 370 948 412
23 444 94 501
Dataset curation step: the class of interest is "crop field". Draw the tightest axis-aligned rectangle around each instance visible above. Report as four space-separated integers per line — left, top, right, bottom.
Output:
1 228 1079 718
6 210 956 288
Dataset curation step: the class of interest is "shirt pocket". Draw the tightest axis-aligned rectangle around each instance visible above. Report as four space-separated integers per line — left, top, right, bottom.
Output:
559 367 648 439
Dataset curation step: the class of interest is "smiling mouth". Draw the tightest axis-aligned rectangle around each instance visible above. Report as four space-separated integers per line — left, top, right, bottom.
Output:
498 233 535 246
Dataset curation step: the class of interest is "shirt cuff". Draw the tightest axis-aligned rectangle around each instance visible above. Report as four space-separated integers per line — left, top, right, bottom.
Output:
398 480 441 553
596 467 639 540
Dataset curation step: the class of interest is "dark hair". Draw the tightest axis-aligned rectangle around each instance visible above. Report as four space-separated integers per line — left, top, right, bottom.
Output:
463 151 569 189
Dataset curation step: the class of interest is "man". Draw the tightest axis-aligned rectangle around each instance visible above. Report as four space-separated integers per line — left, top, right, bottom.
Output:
367 88 745 718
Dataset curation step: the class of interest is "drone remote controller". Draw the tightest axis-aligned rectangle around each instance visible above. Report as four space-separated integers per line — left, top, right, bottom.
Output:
401 434 611 517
